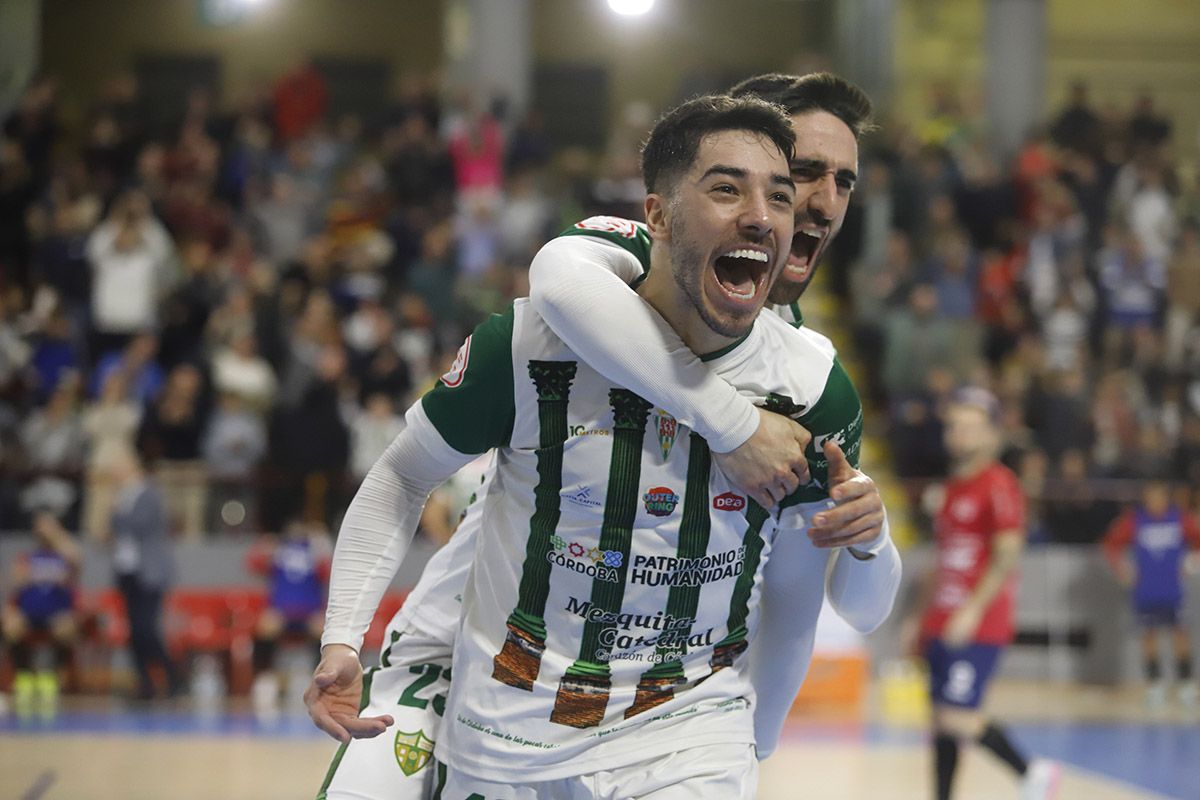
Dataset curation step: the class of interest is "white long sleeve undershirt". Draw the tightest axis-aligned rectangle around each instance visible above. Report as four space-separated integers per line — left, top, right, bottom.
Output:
320 402 472 653
750 517 901 758
528 235 759 453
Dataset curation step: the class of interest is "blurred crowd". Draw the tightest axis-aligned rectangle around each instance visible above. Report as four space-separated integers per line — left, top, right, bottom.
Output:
830 80 1200 543
0 68 1197 547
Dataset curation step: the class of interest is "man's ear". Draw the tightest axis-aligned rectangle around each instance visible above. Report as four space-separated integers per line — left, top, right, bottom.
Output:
644 193 670 241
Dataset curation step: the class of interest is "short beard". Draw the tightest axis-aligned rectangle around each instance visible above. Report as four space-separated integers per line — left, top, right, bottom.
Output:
668 201 754 339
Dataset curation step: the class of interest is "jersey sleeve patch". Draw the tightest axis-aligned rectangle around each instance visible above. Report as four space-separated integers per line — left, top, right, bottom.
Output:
421 307 516 454
785 357 863 501
557 217 652 271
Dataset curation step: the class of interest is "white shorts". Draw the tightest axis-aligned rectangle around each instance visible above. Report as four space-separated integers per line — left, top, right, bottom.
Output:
430 741 758 800
319 624 453 800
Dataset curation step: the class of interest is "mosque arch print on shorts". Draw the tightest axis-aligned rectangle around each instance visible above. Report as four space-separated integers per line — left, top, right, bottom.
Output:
492 360 578 690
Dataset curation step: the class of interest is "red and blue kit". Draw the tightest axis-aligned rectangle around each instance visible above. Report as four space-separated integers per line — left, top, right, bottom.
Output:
921 462 1026 647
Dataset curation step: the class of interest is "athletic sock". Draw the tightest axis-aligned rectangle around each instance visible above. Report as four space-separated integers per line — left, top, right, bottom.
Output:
9 639 33 671
977 722 1028 776
934 733 959 800
53 641 73 670
252 637 277 674
1179 656 1193 682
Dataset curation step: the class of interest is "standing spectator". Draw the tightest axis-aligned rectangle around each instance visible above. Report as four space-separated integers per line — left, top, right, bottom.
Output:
348 392 404 482
90 332 164 405
1098 227 1166 359
84 189 175 360
1102 478 1200 710
105 447 180 701
1050 80 1101 157
81 370 142 538
901 388 1060 800
138 363 209 538
0 137 38 293
1 510 81 718
210 330 277 413
272 60 328 145
1165 219 1200 370
202 391 267 534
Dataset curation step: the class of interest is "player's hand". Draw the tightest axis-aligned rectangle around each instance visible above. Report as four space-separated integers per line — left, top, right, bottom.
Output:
942 606 983 649
305 644 393 744
808 440 886 549
712 408 810 508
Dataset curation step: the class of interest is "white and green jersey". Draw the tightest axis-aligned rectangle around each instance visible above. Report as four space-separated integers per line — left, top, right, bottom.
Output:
388 224 864 654
422 285 857 781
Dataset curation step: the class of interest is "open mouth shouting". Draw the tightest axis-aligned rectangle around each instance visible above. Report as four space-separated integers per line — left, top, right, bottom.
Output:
711 245 774 308
783 223 830 289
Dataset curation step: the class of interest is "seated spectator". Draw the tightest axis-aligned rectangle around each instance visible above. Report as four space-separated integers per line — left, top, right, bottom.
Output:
2 510 82 718
244 521 332 716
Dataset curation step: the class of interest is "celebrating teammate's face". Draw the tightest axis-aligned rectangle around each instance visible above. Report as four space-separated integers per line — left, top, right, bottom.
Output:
769 110 859 305
661 130 795 341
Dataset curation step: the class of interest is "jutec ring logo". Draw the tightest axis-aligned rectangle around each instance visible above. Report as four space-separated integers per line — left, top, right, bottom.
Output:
643 486 680 516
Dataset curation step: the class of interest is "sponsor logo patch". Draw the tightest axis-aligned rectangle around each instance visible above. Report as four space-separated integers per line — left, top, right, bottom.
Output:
564 486 603 508
643 486 680 517
712 492 746 512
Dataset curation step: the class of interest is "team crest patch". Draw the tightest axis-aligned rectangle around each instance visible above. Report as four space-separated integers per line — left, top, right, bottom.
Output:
643 486 680 517
394 729 435 777
655 410 678 462
439 335 472 388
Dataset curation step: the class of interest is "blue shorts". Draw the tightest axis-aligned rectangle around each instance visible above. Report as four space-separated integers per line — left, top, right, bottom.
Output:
1135 603 1180 628
924 640 1002 709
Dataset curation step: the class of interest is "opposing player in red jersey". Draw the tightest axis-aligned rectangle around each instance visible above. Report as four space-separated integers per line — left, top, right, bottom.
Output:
903 387 1059 800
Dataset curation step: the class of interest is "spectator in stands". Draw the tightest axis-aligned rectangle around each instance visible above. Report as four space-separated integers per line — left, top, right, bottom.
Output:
1165 219 1200 370
202 391 267 534
349 392 404 483
245 520 331 716
1 509 81 718
270 343 349 529
104 447 180 701
1050 80 1102 158
81 370 142 538
210 329 277 413
1102 477 1200 710
883 283 972 399
248 172 313 266
138 363 209 538
89 331 164 404
1041 448 1118 544
1099 226 1167 361
18 372 85 521
0 136 38 293
27 305 82 406
84 189 175 360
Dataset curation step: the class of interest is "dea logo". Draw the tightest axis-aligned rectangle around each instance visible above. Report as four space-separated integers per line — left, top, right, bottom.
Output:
394 729 435 777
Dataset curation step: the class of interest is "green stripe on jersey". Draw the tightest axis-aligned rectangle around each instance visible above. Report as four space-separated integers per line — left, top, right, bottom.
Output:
557 217 652 272
568 389 652 675
783 355 863 506
639 433 712 681
511 360 579 639
714 502 770 654
421 306 516 454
